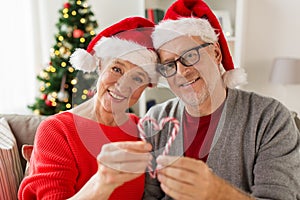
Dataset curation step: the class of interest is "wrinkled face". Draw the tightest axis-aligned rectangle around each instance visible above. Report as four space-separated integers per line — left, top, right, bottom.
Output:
96 59 150 114
158 36 223 108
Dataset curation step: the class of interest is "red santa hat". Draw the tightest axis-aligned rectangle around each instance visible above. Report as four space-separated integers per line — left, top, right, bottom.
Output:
70 16 159 83
152 0 247 88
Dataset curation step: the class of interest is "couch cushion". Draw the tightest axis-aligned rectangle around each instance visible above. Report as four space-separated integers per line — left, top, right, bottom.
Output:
0 117 23 200
0 114 46 169
21 144 33 177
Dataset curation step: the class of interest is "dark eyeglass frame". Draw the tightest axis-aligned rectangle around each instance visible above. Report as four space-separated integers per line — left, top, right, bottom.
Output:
156 42 213 78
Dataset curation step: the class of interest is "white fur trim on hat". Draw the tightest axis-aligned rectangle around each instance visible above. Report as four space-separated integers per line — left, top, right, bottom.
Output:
69 48 98 72
152 18 218 49
94 37 159 83
70 37 159 83
223 68 248 88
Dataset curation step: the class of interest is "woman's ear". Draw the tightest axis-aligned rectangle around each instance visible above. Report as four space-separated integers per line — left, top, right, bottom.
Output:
148 82 157 88
98 59 102 71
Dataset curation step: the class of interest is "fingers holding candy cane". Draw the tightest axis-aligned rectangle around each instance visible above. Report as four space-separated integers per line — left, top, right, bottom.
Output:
96 141 152 188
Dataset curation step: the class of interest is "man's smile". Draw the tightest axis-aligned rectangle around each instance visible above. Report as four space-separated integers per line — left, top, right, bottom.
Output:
179 77 201 87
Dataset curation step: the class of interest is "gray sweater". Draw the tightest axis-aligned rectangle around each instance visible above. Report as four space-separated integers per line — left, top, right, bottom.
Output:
143 88 300 200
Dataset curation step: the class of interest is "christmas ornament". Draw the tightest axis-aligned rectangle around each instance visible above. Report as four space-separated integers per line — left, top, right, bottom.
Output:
138 116 179 178
41 93 48 100
87 89 95 98
58 74 69 102
45 99 53 107
73 29 84 38
59 46 67 54
64 2 70 9
58 90 69 102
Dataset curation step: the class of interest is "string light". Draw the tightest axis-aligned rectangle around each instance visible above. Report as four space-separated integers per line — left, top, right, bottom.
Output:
76 1 82 5
81 95 87 100
72 88 78 93
63 14 69 19
80 38 85 43
63 8 69 14
34 110 40 115
68 67 75 73
50 92 57 99
40 71 49 79
90 30 95 35
80 18 86 24
71 11 77 16
40 85 45 91
83 89 88 94
50 66 56 72
49 96 56 102
58 36 64 41
61 62 67 68
71 79 78 85
66 103 72 109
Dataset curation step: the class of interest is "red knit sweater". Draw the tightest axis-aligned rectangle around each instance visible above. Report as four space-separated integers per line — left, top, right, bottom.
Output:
18 112 144 200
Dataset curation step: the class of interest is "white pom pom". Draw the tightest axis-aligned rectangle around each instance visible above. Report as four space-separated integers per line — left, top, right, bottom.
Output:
69 48 98 72
223 68 248 88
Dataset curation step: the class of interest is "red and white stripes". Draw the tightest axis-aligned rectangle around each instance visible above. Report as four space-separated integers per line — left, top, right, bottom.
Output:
138 116 179 178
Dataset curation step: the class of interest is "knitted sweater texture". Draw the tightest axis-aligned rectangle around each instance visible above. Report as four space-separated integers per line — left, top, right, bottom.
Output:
143 88 300 200
18 112 144 200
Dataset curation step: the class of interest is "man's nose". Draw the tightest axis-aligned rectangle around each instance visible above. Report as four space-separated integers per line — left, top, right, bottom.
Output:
176 61 190 76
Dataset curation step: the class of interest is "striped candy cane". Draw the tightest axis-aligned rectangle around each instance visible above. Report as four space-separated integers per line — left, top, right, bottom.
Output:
138 116 180 178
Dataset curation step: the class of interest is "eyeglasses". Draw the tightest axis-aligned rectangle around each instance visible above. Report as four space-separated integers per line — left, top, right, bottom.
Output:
156 43 213 78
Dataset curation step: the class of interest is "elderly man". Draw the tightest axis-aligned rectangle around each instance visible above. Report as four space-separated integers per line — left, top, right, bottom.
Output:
142 0 300 199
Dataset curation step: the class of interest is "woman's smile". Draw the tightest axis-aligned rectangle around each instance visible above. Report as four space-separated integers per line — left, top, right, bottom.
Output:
108 89 127 101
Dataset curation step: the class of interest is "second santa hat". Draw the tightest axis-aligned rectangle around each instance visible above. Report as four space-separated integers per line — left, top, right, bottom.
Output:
70 16 158 83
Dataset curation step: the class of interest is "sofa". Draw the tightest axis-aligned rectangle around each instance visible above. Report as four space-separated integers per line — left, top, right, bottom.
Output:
0 112 299 199
2 112 299 171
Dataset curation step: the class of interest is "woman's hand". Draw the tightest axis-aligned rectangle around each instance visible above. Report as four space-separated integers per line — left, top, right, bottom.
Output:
97 141 152 188
69 141 152 200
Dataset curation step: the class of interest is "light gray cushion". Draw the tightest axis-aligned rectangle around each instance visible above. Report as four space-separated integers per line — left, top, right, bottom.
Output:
0 114 46 170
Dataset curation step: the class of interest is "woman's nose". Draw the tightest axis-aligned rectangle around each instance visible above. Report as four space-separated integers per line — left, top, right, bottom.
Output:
115 76 132 94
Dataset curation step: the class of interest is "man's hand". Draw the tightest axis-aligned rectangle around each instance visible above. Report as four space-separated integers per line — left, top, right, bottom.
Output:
156 155 253 200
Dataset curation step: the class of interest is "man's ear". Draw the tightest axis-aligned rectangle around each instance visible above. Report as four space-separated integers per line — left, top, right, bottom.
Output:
213 42 222 65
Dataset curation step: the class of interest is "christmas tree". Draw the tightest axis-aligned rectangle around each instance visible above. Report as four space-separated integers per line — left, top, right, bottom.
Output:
28 0 98 115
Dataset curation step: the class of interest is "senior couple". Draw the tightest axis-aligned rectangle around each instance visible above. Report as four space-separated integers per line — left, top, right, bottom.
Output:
18 0 300 199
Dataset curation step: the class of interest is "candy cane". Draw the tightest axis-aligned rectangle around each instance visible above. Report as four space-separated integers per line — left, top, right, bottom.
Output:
137 116 159 178
159 117 180 156
138 116 179 178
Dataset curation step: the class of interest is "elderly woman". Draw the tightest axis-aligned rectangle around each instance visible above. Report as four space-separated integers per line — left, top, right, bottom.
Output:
18 17 158 200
